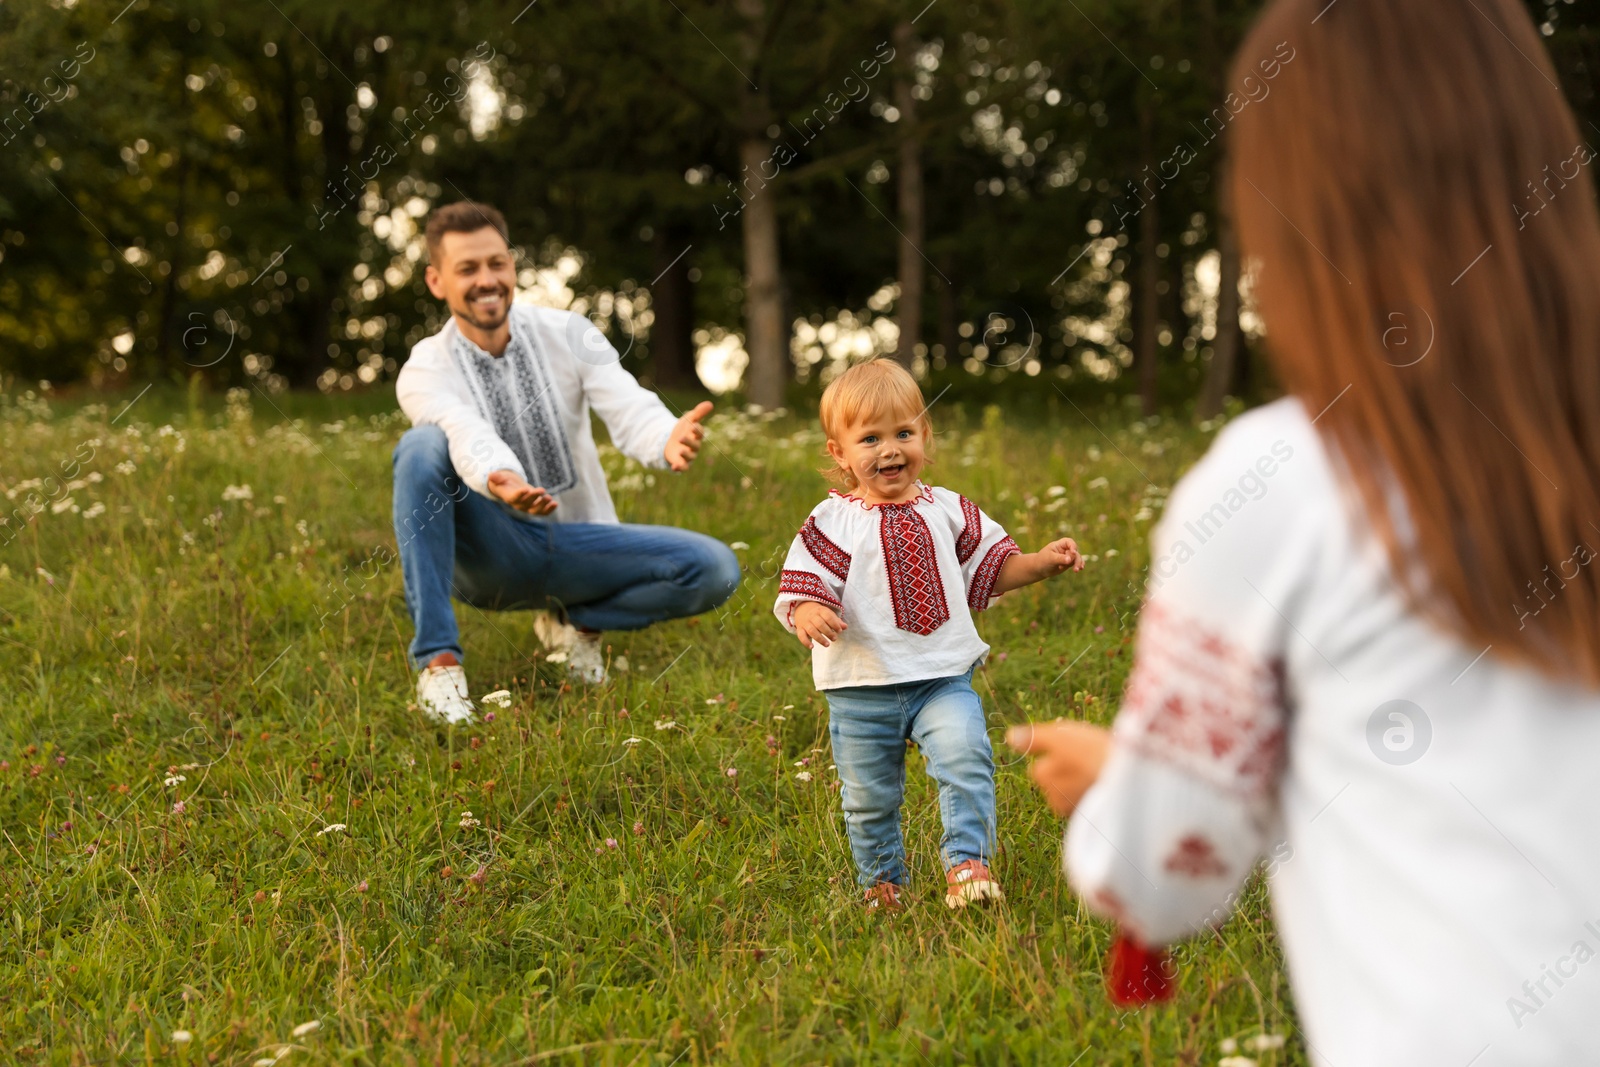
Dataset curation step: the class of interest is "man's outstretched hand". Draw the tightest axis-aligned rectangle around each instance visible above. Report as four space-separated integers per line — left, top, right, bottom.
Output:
487 469 558 515
665 401 713 472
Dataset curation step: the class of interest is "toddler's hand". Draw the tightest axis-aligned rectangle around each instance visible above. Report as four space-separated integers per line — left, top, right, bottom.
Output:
1038 536 1085 575
792 601 847 649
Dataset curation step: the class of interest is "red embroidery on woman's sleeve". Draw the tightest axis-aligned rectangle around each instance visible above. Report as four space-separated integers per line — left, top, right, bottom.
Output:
1162 833 1229 878
955 495 983 563
779 570 840 608
967 536 1019 610
799 516 851 581
1117 599 1287 799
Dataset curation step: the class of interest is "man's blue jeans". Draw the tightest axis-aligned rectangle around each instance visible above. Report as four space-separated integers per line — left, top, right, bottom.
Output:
824 666 997 888
392 425 741 669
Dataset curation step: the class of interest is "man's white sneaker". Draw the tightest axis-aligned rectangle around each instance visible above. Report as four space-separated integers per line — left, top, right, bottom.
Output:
534 611 609 685
565 631 609 685
533 611 578 653
417 665 476 725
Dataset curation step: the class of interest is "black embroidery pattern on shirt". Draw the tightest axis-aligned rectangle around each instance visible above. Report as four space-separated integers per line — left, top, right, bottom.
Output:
450 310 578 493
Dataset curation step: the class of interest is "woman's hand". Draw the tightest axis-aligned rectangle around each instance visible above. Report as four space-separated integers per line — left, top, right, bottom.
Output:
792 601 847 649
1006 720 1112 817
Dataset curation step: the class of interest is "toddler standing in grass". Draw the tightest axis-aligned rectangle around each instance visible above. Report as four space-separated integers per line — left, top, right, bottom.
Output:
774 360 1084 910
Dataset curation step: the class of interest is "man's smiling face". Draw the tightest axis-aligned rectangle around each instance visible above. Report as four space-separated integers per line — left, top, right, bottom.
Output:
424 226 516 334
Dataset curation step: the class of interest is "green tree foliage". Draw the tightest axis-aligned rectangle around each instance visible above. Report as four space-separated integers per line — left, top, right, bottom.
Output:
1 0 1595 408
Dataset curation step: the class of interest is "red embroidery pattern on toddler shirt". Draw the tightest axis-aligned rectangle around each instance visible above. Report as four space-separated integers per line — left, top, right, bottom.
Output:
968 536 1019 610
878 503 950 635
800 516 851 581
955 495 983 563
1117 599 1287 799
780 570 840 608
1162 833 1230 878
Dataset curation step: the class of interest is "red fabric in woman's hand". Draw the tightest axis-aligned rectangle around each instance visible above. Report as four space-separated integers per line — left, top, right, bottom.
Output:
1106 932 1174 1005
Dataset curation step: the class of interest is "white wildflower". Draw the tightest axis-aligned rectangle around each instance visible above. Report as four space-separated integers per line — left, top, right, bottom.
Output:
654 719 677 731
1245 1034 1285 1052
458 811 480 830
164 774 186 787
51 497 77 514
772 715 785 722
622 737 642 746
730 541 750 550
1218 1058 1256 1067
794 771 813 782
222 484 254 502
1104 548 1119 557
316 823 346 836
290 1020 321 1038
1047 485 1067 497
1088 476 1110 490
82 502 106 519
480 689 513 708
545 651 568 664
1220 1039 1238 1054
170 1030 193 1044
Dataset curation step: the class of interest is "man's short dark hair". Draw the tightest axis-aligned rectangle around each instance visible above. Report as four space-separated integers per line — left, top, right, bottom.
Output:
425 201 510 262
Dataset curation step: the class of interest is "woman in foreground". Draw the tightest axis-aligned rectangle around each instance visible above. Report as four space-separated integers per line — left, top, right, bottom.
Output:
1010 0 1600 1062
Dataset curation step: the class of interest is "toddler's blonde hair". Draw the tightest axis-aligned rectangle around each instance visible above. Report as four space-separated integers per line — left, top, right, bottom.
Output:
818 359 933 488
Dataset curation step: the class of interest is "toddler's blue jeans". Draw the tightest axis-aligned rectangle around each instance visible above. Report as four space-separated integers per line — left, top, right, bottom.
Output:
825 665 997 888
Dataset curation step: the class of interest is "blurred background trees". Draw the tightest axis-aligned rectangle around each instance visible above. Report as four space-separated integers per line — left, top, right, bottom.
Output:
1 0 1594 412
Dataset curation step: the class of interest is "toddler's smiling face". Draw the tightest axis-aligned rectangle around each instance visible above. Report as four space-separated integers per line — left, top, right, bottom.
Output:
827 411 929 504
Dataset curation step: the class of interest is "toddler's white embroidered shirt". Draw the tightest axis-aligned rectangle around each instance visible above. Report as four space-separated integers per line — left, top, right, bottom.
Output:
773 483 1019 689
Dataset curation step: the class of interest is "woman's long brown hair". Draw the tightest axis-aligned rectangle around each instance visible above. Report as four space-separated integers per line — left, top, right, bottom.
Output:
1229 0 1600 686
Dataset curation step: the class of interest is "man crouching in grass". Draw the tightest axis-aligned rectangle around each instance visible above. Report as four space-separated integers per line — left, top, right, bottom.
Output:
393 200 740 725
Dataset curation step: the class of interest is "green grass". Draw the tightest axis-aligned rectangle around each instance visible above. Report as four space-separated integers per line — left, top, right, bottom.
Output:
0 384 1304 1065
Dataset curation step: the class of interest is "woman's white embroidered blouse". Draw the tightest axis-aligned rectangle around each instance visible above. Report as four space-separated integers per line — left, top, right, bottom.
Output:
773 484 1018 689
1066 398 1600 1066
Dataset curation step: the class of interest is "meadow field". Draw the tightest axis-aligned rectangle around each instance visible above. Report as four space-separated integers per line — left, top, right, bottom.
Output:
0 383 1304 1065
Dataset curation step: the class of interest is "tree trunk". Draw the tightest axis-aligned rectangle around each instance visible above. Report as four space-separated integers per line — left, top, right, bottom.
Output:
937 257 960 368
892 19 924 370
736 0 786 410
650 226 699 389
1197 205 1241 419
1133 105 1162 416
739 136 786 409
